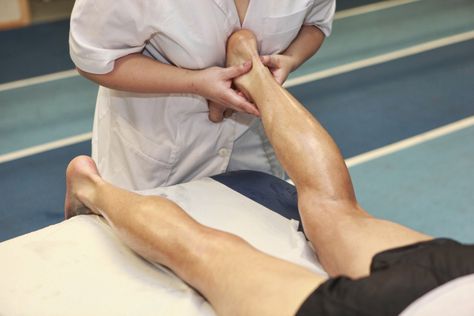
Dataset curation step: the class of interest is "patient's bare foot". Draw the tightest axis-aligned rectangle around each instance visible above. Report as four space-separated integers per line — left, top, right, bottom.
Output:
64 155 101 219
226 30 271 97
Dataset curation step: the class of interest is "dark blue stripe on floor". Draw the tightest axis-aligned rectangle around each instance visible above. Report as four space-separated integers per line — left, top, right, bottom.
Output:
0 142 90 242
0 19 74 83
289 39 474 158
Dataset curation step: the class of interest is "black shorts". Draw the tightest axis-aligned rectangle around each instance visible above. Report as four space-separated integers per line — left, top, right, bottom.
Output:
297 238 474 316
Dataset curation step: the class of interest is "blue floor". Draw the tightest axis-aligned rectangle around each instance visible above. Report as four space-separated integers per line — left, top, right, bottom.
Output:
351 126 474 243
0 20 73 83
293 39 474 158
0 142 90 241
0 76 96 155
292 0 474 77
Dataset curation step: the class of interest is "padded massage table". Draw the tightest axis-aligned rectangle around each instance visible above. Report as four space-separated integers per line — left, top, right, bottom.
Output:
0 171 324 315
0 171 473 315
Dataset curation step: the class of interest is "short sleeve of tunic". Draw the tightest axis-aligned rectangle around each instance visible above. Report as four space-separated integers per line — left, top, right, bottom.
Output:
304 0 336 37
69 0 157 74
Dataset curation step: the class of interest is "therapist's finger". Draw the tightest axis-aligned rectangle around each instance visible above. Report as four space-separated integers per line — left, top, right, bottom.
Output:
260 55 278 68
223 60 252 79
227 91 260 116
208 101 225 123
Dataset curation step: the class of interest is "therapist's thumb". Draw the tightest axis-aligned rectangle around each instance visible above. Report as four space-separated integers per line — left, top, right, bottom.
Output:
225 60 252 79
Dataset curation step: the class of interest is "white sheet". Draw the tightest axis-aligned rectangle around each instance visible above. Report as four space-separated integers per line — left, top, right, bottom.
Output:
0 178 325 315
401 274 474 316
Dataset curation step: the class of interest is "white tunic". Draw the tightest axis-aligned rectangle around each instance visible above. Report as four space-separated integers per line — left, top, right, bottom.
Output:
69 0 335 190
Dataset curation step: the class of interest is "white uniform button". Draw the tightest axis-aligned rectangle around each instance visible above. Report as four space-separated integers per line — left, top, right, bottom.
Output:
218 148 229 157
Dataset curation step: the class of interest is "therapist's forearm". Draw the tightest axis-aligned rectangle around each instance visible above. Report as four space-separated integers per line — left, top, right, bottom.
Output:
77 53 202 94
283 25 325 72
78 52 258 115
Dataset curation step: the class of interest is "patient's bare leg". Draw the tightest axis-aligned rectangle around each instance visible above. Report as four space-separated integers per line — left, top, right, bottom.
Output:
227 30 431 278
65 155 324 316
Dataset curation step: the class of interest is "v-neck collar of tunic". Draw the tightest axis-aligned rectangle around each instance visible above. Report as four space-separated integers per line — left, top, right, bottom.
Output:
213 0 254 29
234 0 253 27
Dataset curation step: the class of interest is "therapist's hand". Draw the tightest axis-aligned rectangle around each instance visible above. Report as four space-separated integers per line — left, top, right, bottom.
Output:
260 54 296 85
207 86 248 122
194 62 260 117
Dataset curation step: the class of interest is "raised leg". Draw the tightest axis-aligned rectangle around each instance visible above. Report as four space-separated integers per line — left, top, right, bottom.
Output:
65 156 324 316
226 30 432 278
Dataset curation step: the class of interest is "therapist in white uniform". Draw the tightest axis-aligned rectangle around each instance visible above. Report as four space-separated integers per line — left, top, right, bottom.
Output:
69 0 335 190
